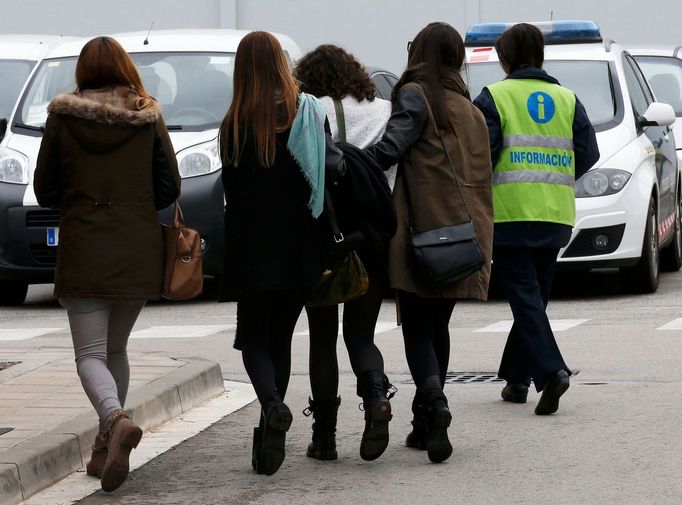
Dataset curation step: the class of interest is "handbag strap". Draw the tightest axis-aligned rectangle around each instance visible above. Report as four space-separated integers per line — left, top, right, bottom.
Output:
173 201 186 227
434 125 475 221
324 189 344 244
333 99 347 143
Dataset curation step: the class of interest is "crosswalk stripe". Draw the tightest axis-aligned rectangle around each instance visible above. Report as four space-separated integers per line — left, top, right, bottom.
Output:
473 319 590 333
129 325 235 339
0 328 63 341
294 321 399 337
656 318 682 330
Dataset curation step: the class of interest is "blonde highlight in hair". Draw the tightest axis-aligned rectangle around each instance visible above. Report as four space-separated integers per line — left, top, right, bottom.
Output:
220 31 299 168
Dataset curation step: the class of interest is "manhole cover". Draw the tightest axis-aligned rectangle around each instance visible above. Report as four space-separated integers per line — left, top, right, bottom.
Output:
445 372 505 384
0 428 14 436
0 362 19 372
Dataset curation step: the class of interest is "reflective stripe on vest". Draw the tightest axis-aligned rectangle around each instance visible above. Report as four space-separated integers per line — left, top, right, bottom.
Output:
487 78 577 226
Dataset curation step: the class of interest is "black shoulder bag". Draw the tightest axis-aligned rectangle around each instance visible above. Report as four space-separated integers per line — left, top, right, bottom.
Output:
404 126 486 285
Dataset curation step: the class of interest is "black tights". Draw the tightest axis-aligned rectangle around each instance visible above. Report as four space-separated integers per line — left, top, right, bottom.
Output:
398 290 456 387
237 291 303 406
305 259 386 402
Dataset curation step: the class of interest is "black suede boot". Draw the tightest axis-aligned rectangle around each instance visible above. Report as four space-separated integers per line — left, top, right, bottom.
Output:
405 392 428 450
419 375 453 463
253 397 293 476
303 396 341 460
357 370 396 461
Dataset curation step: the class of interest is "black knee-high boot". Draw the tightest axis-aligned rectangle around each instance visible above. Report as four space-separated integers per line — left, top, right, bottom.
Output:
304 396 341 460
419 375 452 463
357 370 395 461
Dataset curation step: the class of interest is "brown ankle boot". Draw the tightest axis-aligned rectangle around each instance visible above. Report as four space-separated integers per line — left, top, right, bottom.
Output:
86 434 108 478
100 410 142 492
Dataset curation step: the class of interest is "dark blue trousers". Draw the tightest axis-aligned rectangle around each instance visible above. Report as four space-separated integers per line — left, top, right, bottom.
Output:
493 246 570 392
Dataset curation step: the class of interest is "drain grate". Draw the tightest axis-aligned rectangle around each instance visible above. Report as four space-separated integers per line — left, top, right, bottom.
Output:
445 372 505 384
0 362 19 372
0 428 13 436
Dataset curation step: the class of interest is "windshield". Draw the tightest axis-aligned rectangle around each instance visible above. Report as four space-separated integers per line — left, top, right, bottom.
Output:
465 60 619 130
0 59 35 120
16 52 235 131
635 56 682 116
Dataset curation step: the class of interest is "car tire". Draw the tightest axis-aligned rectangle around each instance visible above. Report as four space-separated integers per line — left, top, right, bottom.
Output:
0 280 28 306
620 197 659 293
661 196 682 272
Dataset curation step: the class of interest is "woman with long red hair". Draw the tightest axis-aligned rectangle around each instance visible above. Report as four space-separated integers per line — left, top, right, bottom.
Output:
34 36 180 492
219 31 337 475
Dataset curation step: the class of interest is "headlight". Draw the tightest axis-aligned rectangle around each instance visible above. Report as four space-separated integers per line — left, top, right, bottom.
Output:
575 169 631 197
176 139 221 178
0 147 29 184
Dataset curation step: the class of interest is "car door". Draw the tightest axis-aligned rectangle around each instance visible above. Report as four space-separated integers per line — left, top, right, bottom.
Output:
623 53 678 243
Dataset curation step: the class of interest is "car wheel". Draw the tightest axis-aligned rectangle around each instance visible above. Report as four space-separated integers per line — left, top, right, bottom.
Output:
661 196 682 272
0 280 28 306
620 197 659 293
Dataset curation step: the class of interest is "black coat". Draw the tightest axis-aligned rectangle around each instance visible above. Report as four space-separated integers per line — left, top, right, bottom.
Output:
219 128 326 301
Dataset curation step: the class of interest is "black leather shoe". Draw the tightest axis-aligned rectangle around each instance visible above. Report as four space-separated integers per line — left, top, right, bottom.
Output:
501 383 529 403
254 402 293 475
535 370 570 415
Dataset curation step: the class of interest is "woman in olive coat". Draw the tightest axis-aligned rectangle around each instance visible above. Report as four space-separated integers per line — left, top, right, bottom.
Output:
34 36 180 492
366 22 493 463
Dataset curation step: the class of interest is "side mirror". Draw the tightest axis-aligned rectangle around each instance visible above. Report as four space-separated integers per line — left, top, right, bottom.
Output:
639 102 676 127
0 119 6 142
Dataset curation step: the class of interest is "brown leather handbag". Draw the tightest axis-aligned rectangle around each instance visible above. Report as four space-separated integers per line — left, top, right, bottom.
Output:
161 203 203 300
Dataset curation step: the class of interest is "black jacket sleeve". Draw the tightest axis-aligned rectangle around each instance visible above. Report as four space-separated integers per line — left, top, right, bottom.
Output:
364 87 428 170
324 117 346 181
34 114 62 209
572 96 600 179
152 116 181 210
473 87 503 168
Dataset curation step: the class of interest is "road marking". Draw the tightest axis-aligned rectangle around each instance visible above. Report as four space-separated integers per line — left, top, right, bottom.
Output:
0 328 63 341
656 318 682 330
473 319 590 333
129 325 234 339
294 321 399 337
20 381 256 505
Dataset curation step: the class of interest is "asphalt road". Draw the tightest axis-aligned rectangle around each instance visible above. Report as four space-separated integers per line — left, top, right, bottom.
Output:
4 268 682 504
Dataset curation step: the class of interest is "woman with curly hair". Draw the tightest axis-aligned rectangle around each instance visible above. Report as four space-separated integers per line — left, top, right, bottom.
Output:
293 45 393 463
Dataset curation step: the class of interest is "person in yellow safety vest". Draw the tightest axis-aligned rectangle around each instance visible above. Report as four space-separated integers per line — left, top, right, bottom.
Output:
473 23 599 415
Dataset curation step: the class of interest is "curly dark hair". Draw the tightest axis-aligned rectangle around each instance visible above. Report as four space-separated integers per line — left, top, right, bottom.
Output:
294 44 376 101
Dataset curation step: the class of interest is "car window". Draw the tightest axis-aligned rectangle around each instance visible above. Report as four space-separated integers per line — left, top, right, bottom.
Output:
622 55 650 117
16 52 236 132
372 74 393 100
0 59 35 120
635 56 682 116
466 60 619 130
384 73 399 88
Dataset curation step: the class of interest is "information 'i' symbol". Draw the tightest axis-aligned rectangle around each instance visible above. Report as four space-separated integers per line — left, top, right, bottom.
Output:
537 94 545 121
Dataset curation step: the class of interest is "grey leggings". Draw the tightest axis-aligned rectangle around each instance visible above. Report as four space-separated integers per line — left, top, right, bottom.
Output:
66 300 145 432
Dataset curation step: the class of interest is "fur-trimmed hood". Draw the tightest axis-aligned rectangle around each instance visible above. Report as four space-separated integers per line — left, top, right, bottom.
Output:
48 86 160 153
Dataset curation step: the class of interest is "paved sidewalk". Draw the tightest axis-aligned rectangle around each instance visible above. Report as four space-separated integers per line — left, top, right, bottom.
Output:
0 348 224 505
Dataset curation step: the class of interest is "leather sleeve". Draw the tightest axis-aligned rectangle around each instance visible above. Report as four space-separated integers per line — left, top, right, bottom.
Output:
152 116 181 210
364 86 428 170
324 117 346 181
34 114 62 209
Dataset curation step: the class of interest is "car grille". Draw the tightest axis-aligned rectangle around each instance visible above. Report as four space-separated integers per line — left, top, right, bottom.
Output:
26 210 59 228
29 244 57 266
562 224 626 258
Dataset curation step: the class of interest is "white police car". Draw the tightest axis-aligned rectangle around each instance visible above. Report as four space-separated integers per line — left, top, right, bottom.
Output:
0 29 301 305
465 21 679 293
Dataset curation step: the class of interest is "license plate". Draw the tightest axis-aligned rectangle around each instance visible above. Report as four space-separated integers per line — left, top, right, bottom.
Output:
47 227 59 247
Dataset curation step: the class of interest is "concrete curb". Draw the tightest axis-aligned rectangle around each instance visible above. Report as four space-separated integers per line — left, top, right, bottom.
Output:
0 358 224 505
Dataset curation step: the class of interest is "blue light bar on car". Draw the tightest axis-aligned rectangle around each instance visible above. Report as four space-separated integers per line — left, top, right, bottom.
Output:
465 20 602 47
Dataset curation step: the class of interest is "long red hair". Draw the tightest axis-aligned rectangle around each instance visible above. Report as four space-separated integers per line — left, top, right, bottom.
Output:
75 36 153 109
220 31 299 168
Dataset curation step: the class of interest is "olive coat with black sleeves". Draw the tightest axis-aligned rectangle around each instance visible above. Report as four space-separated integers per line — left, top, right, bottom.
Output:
34 86 180 299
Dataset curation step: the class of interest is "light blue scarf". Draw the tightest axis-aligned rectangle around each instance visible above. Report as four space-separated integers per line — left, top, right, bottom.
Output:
287 92 326 218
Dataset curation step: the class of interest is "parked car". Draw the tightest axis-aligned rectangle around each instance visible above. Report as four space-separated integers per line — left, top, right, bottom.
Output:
0 29 302 305
367 67 399 100
464 21 679 293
